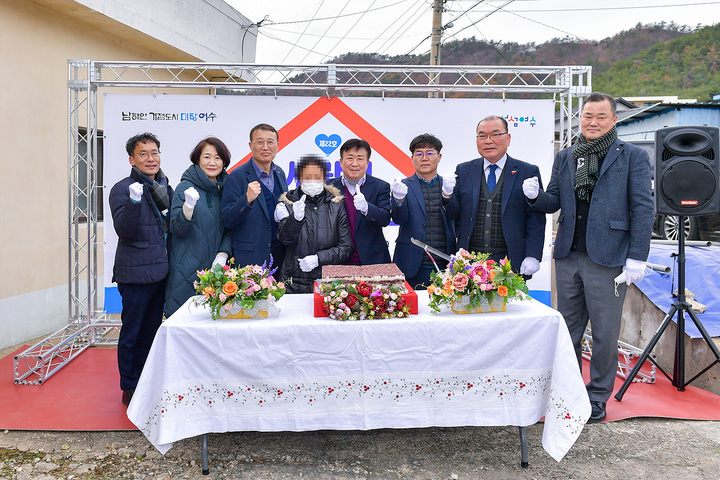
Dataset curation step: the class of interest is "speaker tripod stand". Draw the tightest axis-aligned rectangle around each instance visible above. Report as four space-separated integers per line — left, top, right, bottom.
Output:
615 217 720 400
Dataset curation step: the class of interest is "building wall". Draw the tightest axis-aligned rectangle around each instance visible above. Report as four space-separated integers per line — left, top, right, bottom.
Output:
0 0 252 350
72 0 256 63
618 107 720 141
617 109 678 140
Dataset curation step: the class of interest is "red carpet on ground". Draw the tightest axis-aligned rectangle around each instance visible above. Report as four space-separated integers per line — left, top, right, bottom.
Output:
0 347 135 430
583 357 720 422
0 347 719 430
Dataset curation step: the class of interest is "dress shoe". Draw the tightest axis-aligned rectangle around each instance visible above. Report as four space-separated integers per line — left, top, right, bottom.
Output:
588 401 606 423
122 388 135 407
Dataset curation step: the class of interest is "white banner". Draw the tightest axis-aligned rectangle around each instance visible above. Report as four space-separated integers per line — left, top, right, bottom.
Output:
103 95 555 311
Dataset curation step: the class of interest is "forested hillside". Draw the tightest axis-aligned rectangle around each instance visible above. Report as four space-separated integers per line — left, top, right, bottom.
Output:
320 22 720 101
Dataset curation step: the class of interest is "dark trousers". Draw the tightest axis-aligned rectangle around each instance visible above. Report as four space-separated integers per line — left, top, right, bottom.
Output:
117 280 166 391
407 265 438 291
555 251 627 403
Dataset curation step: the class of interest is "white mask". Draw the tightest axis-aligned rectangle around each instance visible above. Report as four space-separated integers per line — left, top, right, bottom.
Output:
301 181 324 197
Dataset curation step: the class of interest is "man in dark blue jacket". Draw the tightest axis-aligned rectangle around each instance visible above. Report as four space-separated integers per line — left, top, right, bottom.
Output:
221 124 288 269
109 132 173 407
391 134 456 289
444 115 546 278
330 139 391 265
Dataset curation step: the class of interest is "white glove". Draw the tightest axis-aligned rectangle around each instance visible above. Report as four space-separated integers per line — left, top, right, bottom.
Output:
623 258 646 285
519 257 540 276
212 253 227 267
442 174 456 196
274 203 290 223
353 191 368 215
298 254 319 272
391 179 408 201
292 195 307 221
184 187 200 208
129 182 143 202
523 176 539 200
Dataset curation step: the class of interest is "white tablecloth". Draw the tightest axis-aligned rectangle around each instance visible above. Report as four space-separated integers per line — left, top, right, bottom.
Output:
127 292 590 461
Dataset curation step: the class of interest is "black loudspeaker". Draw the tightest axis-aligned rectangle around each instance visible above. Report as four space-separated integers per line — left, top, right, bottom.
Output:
655 125 720 216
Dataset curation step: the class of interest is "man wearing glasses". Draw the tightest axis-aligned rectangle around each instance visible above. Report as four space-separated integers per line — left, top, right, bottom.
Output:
391 134 456 289
109 132 173 406
222 123 288 268
444 115 546 278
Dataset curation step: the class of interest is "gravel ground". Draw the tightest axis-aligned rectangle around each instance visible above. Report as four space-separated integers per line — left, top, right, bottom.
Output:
1 418 719 479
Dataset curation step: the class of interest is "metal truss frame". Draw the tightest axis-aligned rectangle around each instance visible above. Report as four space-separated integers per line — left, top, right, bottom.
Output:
14 60 591 384
582 329 657 384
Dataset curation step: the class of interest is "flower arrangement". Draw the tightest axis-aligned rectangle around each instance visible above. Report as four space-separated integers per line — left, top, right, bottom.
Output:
318 281 412 321
427 249 529 314
194 257 285 320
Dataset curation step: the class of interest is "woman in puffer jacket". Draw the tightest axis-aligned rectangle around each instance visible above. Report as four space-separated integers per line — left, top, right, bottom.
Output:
165 137 232 315
275 155 353 293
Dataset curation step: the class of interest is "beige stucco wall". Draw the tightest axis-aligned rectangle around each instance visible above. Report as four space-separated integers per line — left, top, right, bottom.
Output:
0 0 216 349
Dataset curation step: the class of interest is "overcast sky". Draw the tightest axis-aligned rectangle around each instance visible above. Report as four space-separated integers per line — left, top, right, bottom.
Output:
226 0 720 65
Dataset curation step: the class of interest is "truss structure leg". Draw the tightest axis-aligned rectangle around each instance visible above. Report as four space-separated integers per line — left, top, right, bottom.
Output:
581 328 657 384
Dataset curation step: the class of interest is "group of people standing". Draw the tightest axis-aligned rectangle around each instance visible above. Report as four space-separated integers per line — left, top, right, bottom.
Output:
111 92 654 424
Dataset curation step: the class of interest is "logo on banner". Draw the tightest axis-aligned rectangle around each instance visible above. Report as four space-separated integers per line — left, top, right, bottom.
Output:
502 114 537 128
230 97 414 183
121 111 217 122
315 134 342 156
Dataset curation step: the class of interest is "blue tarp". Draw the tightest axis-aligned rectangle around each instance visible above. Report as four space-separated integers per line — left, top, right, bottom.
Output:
635 244 720 338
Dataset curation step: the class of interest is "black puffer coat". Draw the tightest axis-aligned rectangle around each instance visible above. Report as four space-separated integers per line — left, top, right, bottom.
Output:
165 164 231 316
277 185 353 293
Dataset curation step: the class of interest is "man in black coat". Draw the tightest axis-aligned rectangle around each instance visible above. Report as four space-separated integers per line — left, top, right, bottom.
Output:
109 132 173 407
330 139 391 265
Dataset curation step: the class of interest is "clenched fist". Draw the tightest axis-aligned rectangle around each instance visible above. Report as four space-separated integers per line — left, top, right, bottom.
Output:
246 181 262 204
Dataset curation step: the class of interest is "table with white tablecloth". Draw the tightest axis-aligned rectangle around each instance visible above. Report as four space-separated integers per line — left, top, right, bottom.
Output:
127 291 590 463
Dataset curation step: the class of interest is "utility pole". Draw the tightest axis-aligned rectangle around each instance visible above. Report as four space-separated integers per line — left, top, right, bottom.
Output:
428 0 444 98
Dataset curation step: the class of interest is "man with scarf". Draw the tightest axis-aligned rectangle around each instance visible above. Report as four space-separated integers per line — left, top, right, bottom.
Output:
523 93 654 422
109 132 173 407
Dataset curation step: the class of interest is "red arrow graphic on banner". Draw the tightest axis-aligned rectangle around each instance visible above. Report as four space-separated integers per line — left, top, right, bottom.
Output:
229 97 414 177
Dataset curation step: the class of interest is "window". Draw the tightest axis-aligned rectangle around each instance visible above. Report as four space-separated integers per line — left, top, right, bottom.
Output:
76 129 104 222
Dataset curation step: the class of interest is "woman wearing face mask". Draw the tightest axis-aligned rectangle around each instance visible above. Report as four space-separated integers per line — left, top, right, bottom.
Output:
165 137 233 316
274 155 353 293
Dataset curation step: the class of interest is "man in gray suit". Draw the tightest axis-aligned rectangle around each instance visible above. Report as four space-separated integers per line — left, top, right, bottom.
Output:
522 92 654 422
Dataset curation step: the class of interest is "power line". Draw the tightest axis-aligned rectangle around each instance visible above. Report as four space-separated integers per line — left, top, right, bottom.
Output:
445 0 486 26
297 0 352 64
441 0 515 44
481 1 720 14
258 30 329 58
373 0 432 57
404 0 510 56
502 8 588 42
319 0 380 62
261 24 424 42
354 0 428 56
279 1 326 64
265 0 410 26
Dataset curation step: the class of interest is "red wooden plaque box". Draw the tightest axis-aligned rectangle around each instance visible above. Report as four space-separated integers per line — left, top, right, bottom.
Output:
313 281 419 317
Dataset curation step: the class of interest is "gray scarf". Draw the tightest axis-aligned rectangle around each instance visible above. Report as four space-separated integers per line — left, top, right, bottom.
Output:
132 166 171 233
572 126 617 202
